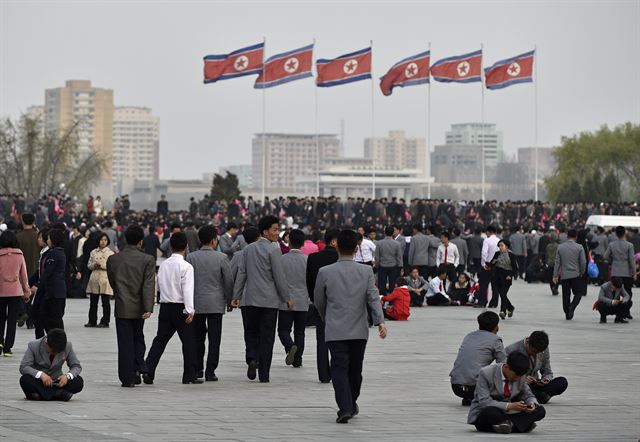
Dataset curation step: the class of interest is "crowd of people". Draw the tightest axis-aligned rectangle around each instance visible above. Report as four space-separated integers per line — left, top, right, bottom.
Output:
0 193 639 432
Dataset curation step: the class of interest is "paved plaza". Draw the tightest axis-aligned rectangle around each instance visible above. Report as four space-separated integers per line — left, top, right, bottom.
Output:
1 280 639 441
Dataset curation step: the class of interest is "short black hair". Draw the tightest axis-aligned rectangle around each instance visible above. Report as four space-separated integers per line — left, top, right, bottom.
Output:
567 229 578 239
337 229 359 255
170 222 182 231
615 225 626 238
486 225 497 234
97 232 111 247
288 229 305 249
413 224 423 232
170 231 188 252
441 231 450 240
227 222 238 230
500 239 511 249
258 215 279 236
385 226 394 236
324 228 339 245
48 229 65 247
611 276 623 288
243 227 260 245
47 328 67 354
477 311 500 332
507 351 530 376
528 330 549 352
453 227 461 236
395 277 406 287
125 226 145 245
436 265 447 276
198 225 217 245
0 230 18 248
21 213 35 225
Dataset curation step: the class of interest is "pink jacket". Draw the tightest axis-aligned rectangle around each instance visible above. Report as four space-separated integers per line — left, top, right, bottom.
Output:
0 248 30 298
300 240 319 256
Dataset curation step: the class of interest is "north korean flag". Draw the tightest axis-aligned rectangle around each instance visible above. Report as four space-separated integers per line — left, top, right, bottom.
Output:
430 50 482 83
316 47 372 87
203 42 264 84
254 44 314 89
380 50 430 96
485 50 534 90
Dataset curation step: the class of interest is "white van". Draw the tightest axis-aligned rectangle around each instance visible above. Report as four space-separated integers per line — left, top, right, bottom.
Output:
585 215 640 233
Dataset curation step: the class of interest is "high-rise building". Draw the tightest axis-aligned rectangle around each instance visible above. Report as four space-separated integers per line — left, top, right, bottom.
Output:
112 107 160 182
44 80 114 178
252 133 340 192
364 130 428 176
445 123 503 166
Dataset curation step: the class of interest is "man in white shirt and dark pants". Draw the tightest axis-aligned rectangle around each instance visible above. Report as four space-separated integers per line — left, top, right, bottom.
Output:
143 232 201 385
436 231 459 284
479 225 500 308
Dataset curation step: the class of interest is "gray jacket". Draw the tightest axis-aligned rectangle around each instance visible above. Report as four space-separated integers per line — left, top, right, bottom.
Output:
314 257 384 342
219 233 240 258
598 281 630 306
408 232 429 266
451 236 469 266
527 233 541 254
230 249 244 280
232 238 289 309
20 337 82 380
467 363 537 424
426 234 441 266
505 338 554 381
468 235 484 260
395 234 406 253
592 233 609 256
510 232 527 256
281 249 309 312
553 240 586 280
375 237 403 268
186 246 233 314
450 330 506 386
603 239 635 277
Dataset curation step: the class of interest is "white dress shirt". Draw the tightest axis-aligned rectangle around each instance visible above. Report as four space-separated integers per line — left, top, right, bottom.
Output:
355 238 376 263
481 234 500 267
436 242 459 267
157 253 195 315
426 277 449 299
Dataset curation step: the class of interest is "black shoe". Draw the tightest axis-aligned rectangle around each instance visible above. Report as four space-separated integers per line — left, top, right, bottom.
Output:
461 398 472 406
142 374 154 385
537 392 551 404
17 313 28 327
600 316 607 324
552 290 559 296
259 379 270 383
491 421 513 434
27 324 34 330
135 373 142 385
526 422 538 433
352 403 359 417
84 323 97 328
614 317 629 324
121 383 136 388
205 374 218 382
183 379 204 384
197 370 204 379
336 413 352 424
507 307 515 318
320 379 331 384
96 323 109 328
499 311 506 320
53 390 73 401
247 360 257 380
292 362 302 368
27 393 41 401
285 345 298 366
3 349 12 357
627 315 633 320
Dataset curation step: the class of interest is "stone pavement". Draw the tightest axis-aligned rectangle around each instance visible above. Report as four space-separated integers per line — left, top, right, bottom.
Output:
1 280 639 441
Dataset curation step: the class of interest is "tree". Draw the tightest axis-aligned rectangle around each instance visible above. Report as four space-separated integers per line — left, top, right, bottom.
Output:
0 115 106 197
545 122 639 202
210 171 241 201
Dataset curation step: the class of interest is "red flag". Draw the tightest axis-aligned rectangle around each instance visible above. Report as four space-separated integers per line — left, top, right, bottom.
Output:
485 50 534 90
380 51 430 96
255 44 314 89
430 50 482 83
316 47 372 87
203 43 264 84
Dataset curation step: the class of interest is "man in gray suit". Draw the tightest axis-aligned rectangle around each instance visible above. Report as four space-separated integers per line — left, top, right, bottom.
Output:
604 226 635 319
468 228 484 277
408 224 430 278
19 328 83 401
552 229 586 320
468 352 546 434
219 222 240 258
277 229 308 368
314 229 387 424
450 311 506 406
374 226 404 296
509 227 527 280
451 228 469 275
425 225 441 279
597 277 632 323
232 216 292 383
186 225 233 382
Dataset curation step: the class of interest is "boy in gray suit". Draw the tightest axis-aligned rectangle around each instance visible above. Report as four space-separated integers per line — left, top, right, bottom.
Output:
314 229 387 424
603 226 635 319
19 328 83 401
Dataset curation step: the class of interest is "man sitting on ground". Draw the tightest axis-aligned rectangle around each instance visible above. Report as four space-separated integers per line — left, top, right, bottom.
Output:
19 328 83 401
425 266 451 306
380 277 411 321
506 330 568 404
596 277 633 324
405 267 428 307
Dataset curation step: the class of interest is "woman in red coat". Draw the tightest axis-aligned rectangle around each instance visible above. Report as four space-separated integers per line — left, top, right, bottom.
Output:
381 277 411 321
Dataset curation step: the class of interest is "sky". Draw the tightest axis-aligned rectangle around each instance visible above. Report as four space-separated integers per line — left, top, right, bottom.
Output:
1 0 639 180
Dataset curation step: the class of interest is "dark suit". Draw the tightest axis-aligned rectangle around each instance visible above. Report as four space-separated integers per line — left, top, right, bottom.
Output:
306 246 339 383
38 247 67 332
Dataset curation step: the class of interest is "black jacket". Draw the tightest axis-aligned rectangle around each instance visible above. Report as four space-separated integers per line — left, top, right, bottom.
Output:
306 246 339 302
40 247 67 299
490 250 519 280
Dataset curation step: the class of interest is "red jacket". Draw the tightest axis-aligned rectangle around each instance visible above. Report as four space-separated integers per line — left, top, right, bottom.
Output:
381 287 410 320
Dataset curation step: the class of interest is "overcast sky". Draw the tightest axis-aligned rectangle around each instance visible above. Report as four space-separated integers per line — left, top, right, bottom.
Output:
1 0 639 180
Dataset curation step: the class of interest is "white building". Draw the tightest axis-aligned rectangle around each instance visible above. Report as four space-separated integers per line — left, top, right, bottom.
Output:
112 106 159 183
445 123 503 166
364 130 428 176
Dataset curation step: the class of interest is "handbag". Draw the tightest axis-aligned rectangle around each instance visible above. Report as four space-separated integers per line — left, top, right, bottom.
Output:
587 259 599 279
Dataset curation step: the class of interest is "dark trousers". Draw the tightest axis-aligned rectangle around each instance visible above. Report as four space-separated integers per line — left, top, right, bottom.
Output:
451 383 475 401
478 268 492 306
529 377 568 401
409 289 427 307
243 306 278 382
193 313 223 377
378 266 400 296
0 297 21 351
327 339 367 416
415 265 430 279
44 297 65 331
620 276 634 300
315 317 331 382
472 258 482 277
426 293 450 306
19 374 84 401
493 277 514 313
240 307 251 364
115 318 148 385
442 263 457 284
561 277 585 315
146 303 197 383
474 405 546 433
515 255 526 278
426 265 437 280
277 310 306 366
31 295 46 338
598 300 633 320
88 294 111 325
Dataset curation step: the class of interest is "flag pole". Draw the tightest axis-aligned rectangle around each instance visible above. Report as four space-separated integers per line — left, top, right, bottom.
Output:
480 43 486 202
370 40 376 200
261 36 267 204
534 44 539 201
427 41 432 199
314 38 320 197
